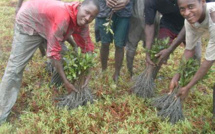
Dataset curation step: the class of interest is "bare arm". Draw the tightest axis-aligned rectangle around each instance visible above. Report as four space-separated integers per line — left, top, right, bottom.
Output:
184 60 214 89
52 59 78 93
177 59 214 100
145 24 155 66
169 49 195 93
168 27 186 53
176 49 214 100
156 26 185 66
66 36 78 51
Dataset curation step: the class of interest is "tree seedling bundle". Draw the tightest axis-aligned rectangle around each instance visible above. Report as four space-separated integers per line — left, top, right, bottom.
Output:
56 47 96 110
152 58 199 124
132 38 169 98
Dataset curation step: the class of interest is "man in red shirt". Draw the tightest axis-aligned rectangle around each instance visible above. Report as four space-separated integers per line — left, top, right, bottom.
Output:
0 0 99 124
15 0 94 55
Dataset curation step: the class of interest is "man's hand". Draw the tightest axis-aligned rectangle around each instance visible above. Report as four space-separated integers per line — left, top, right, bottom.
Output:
112 0 129 11
169 74 180 94
146 53 155 66
177 86 190 100
64 81 78 94
156 49 171 66
106 0 117 8
52 59 78 94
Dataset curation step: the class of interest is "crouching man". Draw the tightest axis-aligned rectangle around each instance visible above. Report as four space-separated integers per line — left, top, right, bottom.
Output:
169 0 215 100
0 0 99 124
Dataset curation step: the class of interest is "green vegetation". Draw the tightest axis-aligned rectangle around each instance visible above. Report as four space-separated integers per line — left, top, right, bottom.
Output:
132 38 169 98
146 38 169 63
56 47 95 110
154 58 199 124
178 58 200 87
103 11 114 35
63 47 96 82
0 0 215 133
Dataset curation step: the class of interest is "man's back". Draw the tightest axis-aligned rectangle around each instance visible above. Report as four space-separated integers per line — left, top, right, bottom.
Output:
16 0 70 38
16 0 82 60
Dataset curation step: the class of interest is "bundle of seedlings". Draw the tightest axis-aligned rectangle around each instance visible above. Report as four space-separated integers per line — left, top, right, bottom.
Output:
153 58 199 124
132 38 169 98
56 47 96 110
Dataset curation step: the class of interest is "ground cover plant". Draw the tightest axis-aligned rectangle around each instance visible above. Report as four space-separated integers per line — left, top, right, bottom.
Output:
1 0 215 133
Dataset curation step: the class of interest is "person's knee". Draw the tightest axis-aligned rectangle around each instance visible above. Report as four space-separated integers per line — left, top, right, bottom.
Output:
6 64 24 76
101 43 110 49
126 41 138 52
115 45 124 50
115 38 126 49
126 49 135 58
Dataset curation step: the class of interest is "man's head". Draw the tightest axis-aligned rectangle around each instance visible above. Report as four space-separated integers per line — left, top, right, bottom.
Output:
77 0 100 26
178 0 206 24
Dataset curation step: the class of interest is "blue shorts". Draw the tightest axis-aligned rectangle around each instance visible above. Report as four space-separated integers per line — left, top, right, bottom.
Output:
95 14 130 48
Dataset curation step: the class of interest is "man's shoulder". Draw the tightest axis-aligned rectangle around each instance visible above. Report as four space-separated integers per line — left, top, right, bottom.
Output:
207 2 215 13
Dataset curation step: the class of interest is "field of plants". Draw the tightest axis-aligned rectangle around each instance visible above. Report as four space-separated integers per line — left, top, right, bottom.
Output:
0 0 215 133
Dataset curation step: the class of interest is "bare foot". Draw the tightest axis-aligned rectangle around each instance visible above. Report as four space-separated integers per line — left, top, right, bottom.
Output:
112 73 119 83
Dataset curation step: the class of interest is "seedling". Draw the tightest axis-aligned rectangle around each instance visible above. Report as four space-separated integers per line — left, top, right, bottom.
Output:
103 11 114 35
153 58 199 124
132 38 169 98
56 47 96 109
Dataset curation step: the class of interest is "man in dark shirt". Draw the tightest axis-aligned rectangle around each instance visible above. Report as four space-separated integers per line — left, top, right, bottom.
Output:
145 0 184 65
144 0 202 79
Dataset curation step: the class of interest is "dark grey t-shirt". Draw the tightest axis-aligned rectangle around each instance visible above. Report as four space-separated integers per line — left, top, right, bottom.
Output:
97 0 132 18
144 0 184 34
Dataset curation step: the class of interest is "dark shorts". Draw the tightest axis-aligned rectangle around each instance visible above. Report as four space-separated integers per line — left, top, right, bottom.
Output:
95 14 130 47
158 28 178 44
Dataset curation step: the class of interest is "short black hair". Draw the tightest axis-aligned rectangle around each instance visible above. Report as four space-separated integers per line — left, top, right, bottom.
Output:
82 0 100 11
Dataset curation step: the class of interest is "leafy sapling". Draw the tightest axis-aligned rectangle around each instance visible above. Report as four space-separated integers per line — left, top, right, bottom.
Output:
56 47 96 109
132 38 169 98
153 58 199 124
103 11 114 35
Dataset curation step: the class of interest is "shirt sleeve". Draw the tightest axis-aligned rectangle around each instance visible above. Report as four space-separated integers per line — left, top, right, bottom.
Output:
185 20 203 50
72 25 94 53
46 20 70 60
144 0 157 25
205 24 215 60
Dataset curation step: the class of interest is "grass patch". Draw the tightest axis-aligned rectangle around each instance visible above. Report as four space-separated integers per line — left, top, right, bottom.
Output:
0 0 215 133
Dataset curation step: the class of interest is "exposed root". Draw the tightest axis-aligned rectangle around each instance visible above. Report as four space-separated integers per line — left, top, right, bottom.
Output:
153 87 184 124
50 70 63 87
152 90 176 111
158 98 184 124
56 86 94 110
132 65 156 98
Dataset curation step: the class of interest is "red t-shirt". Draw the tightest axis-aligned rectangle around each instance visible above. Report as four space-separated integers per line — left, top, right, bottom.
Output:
16 0 94 60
